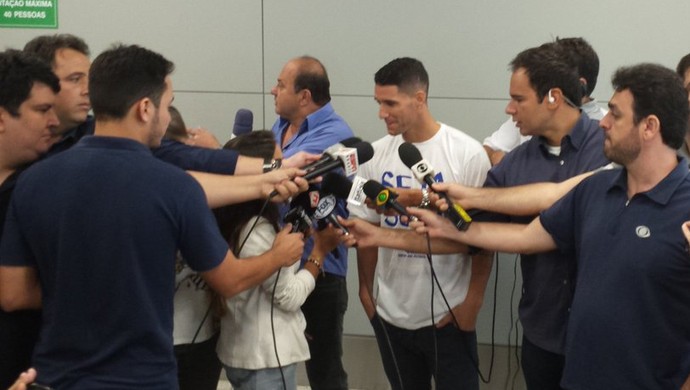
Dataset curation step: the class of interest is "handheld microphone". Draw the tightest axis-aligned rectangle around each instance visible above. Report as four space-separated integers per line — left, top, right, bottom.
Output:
362 180 410 217
321 172 368 207
269 141 374 199
301 137 362 172
232 109 253 136
312 193 349 234
284 190 315 234
302 141 374 181
398 142 472 231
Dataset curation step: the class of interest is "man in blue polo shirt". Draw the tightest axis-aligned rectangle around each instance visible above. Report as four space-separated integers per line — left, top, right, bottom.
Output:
0 44 308 390
408 63 690 389
271 56 354 389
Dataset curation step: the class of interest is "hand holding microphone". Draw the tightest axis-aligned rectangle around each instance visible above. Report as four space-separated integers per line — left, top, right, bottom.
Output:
398 142 472 231
268 141 374 199
361 180 411 218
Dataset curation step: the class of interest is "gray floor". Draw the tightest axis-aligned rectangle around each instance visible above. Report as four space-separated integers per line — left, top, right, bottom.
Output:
218 335 526 390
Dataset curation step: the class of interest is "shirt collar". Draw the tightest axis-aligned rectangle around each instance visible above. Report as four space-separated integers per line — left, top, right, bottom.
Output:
278 102 334 135
608 157 690 205
538 113 592 152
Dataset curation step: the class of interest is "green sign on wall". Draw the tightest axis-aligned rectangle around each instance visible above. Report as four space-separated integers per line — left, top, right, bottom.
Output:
0 0 58 29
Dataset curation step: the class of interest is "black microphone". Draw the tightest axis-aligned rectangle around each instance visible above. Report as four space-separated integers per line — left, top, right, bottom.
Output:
362 180 410 217
398 142 472 231
269 142 373 199
318 173 359 234
302 141 374 181
320 172 368 207
284 190 315 234
301 137 362 172
232 109 253 136
312 193 350 235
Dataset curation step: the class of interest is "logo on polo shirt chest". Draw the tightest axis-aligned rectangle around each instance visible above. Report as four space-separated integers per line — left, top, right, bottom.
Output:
635 225 651 238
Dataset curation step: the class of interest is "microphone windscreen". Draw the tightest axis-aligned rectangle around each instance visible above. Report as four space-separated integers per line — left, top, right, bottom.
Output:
354 141 375 165
362 180 386 200
321 173 353 199
232 109 253 136
398 142 423 168
340 137 362 147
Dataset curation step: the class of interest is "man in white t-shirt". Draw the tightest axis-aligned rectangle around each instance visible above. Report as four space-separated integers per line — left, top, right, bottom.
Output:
349 57 492 390
484 37 608 165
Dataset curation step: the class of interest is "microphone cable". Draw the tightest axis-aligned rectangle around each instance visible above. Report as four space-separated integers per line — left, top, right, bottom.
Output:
235 196 289 389
422 231 498 385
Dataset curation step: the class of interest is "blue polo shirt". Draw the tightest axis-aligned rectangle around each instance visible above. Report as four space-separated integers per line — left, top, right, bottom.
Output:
0 136 229 389
541 159 690 389
272 102 354 277
484 113 609 354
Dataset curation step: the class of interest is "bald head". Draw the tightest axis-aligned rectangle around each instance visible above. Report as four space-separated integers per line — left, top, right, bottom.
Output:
291 56 331 106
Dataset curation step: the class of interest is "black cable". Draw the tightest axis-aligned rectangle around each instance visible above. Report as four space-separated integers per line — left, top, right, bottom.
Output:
424 232 496 384
236 196 288 388
270 268 287 390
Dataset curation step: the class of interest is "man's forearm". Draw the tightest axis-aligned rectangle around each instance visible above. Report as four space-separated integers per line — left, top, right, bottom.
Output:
465 251 494 308
375 227 469 254
232 155 263 175
188 171 264 208
203 249 284 298
357 246 378 318
0 266 42 311
457 172 593 216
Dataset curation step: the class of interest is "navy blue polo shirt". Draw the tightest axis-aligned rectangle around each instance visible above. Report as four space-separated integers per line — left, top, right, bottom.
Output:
0 136 229 389
484 113 609 354
541 160 690 389
45 116 240 174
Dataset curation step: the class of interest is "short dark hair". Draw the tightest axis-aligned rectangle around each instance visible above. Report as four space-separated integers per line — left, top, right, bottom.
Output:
0 49 60 117
556 37 600 96
89 44 174 121
612 64 688 149
23 34 90 67
676 53 690 79
510 43 582 106
216 130 280 254
375 57 429 96
293 56 331 106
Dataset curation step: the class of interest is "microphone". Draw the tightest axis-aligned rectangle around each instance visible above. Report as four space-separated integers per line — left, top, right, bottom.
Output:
232 109 253 136
301 137 362 172
284 190 316 234
318 172 362 234
398 142 472 231
312 193 350 234
302 141 374 181
362 180 410 217
321 172 368 207
269 141 374 199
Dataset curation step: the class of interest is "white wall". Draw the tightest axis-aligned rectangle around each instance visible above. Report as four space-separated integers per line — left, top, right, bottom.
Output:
3 0 690 343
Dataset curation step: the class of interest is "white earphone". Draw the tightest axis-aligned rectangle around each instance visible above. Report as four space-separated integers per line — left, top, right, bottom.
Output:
548 89 555 103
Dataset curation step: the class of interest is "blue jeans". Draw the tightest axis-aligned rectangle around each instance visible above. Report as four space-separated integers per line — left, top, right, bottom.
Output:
521 335 564 390
224 364 296 390
370 314 479 390
301 273 348 390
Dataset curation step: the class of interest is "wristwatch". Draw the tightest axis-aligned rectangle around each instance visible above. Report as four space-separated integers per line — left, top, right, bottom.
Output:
419 188 431 209
262 158 282 173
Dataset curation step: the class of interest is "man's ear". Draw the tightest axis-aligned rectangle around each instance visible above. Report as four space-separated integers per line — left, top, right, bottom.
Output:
640 114 661 141
135 98 154 123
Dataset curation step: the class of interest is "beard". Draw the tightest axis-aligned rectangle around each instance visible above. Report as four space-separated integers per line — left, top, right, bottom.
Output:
604 128 641 165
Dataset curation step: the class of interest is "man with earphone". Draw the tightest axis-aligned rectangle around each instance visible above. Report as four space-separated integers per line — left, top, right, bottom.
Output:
475 41 610 390
483 37 608 166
